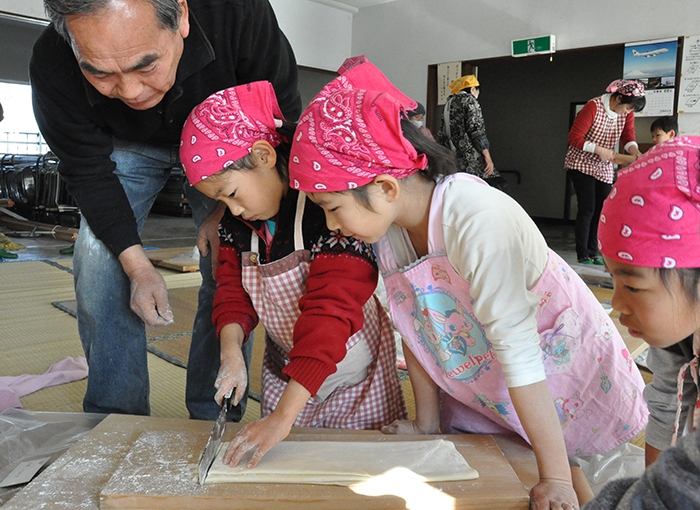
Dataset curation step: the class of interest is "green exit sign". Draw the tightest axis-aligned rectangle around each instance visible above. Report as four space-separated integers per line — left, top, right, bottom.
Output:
512 35 556 57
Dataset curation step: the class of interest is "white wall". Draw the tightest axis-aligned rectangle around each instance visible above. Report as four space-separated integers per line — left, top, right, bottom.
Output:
351 0 700 106
0 0 47 20
0 0 353 72
269 0 353 71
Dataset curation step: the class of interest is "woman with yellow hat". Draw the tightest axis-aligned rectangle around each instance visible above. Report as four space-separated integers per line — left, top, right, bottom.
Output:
437 75 501 185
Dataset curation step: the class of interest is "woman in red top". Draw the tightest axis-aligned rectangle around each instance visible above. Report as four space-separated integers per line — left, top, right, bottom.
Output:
564 79 645 265
180 81 406 469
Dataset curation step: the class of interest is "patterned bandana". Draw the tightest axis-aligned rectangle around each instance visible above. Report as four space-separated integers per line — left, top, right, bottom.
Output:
180 81 285 185
605 79 645 97
288 58 427 192
598 136 700 268
449 75 480 94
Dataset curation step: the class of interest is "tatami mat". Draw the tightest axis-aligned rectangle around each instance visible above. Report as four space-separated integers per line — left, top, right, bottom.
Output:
0 259 198 420
0 257 644 441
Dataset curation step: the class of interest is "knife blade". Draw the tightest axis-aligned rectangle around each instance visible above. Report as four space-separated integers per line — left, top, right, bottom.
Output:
197 389 232 485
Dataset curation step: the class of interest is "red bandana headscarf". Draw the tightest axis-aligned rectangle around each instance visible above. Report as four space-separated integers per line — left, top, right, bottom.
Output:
180 81 285 185
288 57 427 192
598 136 700 268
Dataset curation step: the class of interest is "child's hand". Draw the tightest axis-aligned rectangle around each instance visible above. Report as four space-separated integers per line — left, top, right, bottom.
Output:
381 419 435 435
529 478 579 510
214 342 248 408
223 413 292 468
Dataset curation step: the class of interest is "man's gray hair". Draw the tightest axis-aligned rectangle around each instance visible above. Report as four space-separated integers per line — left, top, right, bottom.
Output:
44 0 182 41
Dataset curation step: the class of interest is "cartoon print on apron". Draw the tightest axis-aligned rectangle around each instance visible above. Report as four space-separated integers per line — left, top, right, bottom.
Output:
376 173 647 456
241 191 406 429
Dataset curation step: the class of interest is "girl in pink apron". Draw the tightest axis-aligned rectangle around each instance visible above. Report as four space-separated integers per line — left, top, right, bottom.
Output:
288 58 647 509
179 82 406 469
598 136 700 467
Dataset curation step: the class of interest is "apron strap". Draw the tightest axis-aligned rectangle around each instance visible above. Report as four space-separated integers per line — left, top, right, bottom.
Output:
671 332 700 446
294 191 306 252
249 190 307 255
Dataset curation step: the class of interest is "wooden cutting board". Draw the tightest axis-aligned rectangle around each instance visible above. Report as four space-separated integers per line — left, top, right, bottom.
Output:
99 421 529 509
2 415 533 510
146 247 200 272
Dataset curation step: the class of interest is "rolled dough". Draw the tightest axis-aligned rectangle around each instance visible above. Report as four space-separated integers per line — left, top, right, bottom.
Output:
206 439 479 485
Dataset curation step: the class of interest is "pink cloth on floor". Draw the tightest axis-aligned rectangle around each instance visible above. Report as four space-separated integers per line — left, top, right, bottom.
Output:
0 356 89 411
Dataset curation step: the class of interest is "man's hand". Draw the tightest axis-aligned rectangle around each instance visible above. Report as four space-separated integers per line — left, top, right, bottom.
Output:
119 245 173 327
197 202 226 277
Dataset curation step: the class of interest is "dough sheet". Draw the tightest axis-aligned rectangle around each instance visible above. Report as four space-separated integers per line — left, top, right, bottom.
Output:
205 439 479 485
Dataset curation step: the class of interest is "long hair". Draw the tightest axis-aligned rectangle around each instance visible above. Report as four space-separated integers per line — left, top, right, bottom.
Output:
348 117 458 209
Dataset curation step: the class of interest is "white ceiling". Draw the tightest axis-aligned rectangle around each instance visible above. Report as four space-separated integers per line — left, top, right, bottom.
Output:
309 0 398 13
332 0 398 6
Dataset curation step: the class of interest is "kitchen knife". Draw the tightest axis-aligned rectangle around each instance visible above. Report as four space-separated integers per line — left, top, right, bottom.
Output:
197 389 232 485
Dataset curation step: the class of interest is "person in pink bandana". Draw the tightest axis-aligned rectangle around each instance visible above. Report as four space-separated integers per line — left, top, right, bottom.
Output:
180 81 406 469
565 79 646 266
289 58 648 510
598 136 700 468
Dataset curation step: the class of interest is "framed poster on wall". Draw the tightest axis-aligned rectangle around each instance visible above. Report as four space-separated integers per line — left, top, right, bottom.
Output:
623 38 678 117
436 61 462 105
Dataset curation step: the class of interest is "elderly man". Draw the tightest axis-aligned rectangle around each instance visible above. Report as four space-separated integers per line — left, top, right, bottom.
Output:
30 0 301 420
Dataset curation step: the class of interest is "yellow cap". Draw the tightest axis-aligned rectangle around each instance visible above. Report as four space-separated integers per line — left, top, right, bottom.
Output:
449 75 480 94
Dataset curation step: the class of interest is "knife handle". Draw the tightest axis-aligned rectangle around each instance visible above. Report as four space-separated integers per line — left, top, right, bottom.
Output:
223 388 234 411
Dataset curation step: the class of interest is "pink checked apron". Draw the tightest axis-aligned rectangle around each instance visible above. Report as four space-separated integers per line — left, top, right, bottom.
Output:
241 191 406 429
375 174 647 456
672 332 699 445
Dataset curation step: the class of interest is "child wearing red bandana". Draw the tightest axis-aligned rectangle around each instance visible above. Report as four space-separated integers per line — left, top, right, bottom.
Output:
288 58 648 509
597 136 700 468
179 81 406 469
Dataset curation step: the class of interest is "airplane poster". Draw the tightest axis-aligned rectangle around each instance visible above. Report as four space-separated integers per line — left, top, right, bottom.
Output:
624 38 678 117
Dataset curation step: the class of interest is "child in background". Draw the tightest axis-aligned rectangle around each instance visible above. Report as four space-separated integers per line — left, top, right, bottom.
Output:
650 115 678 146
288 59 648 510
565 80 645 265
598 136 699 468
179 81 406 469
583 136 700 509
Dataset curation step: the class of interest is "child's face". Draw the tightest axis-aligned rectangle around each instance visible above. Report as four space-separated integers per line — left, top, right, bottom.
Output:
651 128 673 145
194 164 285 222
604 256 700 348
307 188 394 244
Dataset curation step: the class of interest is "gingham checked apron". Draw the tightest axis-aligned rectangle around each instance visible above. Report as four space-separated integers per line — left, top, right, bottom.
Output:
375 173 647 456
240 191 406 429
564 96 628 183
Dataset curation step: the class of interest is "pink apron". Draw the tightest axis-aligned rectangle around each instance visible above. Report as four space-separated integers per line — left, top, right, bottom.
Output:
241 191 406 429
375 174 647 456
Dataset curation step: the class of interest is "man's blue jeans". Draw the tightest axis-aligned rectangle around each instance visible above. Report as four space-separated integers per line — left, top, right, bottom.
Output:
73 139 251 420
